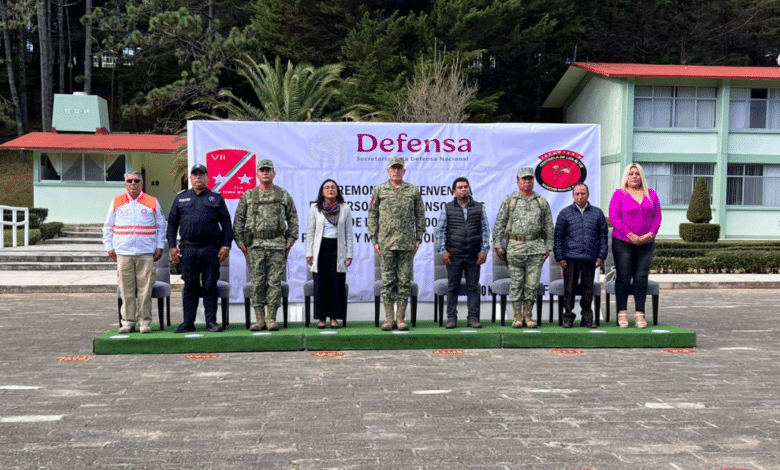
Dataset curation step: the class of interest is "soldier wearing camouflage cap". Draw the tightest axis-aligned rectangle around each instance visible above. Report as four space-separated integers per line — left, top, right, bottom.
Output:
492 167 554 328
368 156 425 331
233 158 299 331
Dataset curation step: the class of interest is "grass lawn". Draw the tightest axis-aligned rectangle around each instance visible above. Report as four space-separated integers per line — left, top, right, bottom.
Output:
0 150 34 208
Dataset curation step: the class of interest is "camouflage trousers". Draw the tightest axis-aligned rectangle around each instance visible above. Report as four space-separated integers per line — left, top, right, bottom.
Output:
248 247 286 309
380 250 414 302
507 251 546 304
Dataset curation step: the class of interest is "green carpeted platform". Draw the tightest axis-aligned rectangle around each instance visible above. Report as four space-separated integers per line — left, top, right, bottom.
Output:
93 320 695 354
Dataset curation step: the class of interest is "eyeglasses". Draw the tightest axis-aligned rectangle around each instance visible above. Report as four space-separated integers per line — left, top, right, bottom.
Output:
126 179 141 183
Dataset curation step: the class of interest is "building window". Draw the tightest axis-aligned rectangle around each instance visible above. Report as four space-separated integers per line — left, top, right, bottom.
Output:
727 164 780 206
634 86 716 129
40 153 126 183
729 88 780 129
643 162 714 205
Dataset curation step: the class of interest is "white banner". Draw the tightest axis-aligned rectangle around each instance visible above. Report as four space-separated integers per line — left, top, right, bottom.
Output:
187 121 600 302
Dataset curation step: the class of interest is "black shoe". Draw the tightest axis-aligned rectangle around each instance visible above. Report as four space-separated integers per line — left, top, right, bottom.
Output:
562 320 574 328
581 322 597 329
174 323 196 333
205 322 223 333
445 319 457 329
467 320 482 329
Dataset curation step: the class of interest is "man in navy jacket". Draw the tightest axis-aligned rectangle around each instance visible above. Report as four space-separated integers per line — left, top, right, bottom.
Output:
553 183 609 328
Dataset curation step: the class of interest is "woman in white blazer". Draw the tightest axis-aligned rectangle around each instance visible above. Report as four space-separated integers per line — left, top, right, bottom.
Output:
305 179 353 328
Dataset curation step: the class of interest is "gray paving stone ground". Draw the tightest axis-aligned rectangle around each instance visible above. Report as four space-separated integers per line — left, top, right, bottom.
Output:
0 290 779 470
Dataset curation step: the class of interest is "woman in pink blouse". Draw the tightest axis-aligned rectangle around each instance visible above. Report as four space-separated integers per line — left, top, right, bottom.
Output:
608 163 662 328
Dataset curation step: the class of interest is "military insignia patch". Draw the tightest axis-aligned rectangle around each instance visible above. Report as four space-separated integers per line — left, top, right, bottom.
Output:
535 149 587 192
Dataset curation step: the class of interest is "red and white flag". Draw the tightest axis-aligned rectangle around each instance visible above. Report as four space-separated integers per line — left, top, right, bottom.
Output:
206 148 256 200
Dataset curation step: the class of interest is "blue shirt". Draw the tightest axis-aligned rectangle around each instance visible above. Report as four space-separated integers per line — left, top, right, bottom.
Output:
167 188 233 248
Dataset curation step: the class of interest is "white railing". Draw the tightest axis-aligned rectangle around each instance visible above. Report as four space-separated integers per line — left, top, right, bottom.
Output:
1 205 29 248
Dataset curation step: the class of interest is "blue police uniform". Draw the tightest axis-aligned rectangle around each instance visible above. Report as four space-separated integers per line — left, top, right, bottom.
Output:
167 188 233 328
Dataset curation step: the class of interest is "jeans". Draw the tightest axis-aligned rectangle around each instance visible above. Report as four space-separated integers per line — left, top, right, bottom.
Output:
446 256 481 321
611 236 655 312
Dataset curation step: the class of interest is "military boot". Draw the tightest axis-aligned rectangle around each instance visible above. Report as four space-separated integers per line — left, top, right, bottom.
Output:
249 307 266 331
266 305 280 331
511 302 524 328
522 303 538 328
396 300 409 331
381 302 395 331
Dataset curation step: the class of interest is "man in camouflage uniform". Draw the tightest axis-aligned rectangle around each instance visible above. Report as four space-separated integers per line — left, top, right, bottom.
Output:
368 156 425 331
492 167 554 328
233 159 299 331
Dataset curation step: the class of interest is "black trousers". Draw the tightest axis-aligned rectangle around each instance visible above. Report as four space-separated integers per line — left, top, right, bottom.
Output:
180 244 220 325
561 259 596 324
313 238 347 320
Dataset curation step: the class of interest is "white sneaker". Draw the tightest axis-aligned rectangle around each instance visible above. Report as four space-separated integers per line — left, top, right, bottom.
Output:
140 325 152 334
118 325 135 334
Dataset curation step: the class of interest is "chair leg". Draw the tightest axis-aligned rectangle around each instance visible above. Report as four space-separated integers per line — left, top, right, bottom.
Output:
343 300 348 328
166 297 171 326
500 295 507 326
491 294 497 323
157 298 164 331
117 298 122 326
244 298 251 329
605 293 611 323
549 295 554 323
595 294 601 327
411 295 417 327
283 296 289 328
536 295 543 326
438 295 444 326
374 296 380 327
652 295 659 325
433 295 438 322
558 296 564 326
221 297 228 330
304 296 311 327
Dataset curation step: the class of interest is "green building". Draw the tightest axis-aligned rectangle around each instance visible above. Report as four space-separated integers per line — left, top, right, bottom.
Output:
544 63 780 239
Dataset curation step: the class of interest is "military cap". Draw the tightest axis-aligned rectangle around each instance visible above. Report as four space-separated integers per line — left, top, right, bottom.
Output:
516 167 534 178
257 159 275 170
190 164 208 174
387 156 405 169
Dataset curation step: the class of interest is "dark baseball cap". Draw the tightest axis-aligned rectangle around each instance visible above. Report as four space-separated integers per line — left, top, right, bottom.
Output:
191 164 208 174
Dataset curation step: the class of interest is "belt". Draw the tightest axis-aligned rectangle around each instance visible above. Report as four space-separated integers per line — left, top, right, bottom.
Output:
508 233 539 242
255 229 284 239
180 240 219 248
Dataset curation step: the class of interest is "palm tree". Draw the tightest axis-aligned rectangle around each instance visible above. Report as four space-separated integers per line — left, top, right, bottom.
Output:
188 54 370 122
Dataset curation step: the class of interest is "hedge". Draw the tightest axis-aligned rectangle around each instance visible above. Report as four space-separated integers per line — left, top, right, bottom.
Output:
679 222 720 242
39 222 64 240
653 250 780 273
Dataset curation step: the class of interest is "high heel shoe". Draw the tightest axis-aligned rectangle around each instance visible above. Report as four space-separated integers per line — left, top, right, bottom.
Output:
635 312 647 329
617 312 629 328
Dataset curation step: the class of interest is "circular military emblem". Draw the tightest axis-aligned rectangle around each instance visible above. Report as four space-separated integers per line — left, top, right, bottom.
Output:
309 133 346 164
535 149 587 192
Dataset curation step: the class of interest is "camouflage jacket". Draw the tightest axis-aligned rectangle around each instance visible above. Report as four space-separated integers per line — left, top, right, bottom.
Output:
233 185 299 250
492 191 554 255
368 181 425 251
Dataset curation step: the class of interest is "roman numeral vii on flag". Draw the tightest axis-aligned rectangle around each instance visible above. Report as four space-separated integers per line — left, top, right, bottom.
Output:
206 149 257 200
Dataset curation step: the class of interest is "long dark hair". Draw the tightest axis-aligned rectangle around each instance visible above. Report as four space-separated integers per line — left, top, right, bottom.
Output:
314 178 344 211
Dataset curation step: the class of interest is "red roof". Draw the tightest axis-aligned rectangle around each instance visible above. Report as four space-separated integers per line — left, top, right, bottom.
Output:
0 132 185 153
574 62 780 80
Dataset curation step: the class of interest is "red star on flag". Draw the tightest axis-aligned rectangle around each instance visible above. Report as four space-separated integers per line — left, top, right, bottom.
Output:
205 148 256 200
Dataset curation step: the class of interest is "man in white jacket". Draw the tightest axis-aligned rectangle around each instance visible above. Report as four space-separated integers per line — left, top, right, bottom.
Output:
103 171 167 334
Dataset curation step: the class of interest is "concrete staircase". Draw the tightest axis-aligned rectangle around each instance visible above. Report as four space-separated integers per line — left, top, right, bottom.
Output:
0 224 116 271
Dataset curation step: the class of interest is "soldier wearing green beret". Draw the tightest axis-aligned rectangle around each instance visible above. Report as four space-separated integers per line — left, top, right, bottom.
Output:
492 167 554 328
368 156 425 331
234 159 299 331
